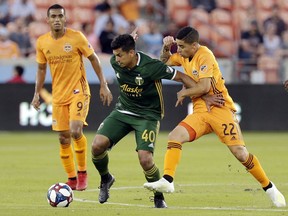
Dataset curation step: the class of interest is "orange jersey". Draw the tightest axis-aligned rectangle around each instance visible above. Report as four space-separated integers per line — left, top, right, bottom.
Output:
168 46 236 113
36 28 94 105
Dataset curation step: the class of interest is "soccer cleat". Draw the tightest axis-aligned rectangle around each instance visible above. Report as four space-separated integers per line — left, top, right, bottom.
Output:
144 177 175 193
154 195 168 208
98 175 115 204
66 178 77 190
266 182 286 207
76 172 88 191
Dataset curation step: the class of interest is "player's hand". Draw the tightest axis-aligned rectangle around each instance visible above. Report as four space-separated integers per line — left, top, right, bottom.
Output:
130 27 138 41
31 93 41 111
99 83 113 106
202 93 225 112
175 90 186 107
284 80 288 91
163 36 176 47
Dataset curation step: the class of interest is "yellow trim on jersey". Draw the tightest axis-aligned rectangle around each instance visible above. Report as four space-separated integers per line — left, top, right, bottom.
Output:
155 80 164 119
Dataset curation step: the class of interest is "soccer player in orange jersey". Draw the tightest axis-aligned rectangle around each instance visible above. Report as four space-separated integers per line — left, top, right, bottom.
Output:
144 26 286 207
31 4 113 191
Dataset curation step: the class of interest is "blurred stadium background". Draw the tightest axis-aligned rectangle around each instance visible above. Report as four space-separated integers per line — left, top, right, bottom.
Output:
1 2 287 214
1 0 288 131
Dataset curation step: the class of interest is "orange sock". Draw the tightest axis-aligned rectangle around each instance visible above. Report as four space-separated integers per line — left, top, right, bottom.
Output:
242 153 270 188
163 141 182 178
60 143 76 178
73 134 87 172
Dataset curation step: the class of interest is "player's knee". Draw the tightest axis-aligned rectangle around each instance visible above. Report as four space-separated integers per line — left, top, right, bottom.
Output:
168 131 177 141
91 135 109 155
230 145 248 162
70 128 82 140
139 158 153 170
168 126 191 143
138 151 153 170
58 133 71 144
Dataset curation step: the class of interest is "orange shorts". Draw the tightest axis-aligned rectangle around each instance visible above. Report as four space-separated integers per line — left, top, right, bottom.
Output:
181 106 245 146
52 94 90 131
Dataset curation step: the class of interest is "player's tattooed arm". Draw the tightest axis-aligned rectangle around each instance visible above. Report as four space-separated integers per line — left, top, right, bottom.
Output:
160 36 175 63
160 45 172 63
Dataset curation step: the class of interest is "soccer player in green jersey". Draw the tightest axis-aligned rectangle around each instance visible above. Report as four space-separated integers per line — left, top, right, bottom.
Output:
91 34 223 208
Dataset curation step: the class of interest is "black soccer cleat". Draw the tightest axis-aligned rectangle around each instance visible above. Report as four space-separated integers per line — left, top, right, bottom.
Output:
154 194 168 208
98 175 115 204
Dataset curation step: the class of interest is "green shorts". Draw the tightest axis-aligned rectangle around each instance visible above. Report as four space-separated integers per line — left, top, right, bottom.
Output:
96 110 160 152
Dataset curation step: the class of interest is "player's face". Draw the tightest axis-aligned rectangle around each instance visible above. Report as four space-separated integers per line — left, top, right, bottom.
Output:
47 9 66 32
176 39 198 58
113 48 135 68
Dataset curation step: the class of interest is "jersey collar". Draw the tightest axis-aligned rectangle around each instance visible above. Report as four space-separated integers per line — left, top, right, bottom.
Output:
136 52 141 66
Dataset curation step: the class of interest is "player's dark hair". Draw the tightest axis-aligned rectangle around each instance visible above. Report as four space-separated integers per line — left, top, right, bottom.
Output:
47 4 65 17
15 65 24 76
176 26 199 44
111 34 135 52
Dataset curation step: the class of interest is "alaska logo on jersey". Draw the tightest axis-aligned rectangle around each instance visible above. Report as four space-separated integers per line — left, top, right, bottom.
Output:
135 75 144 86
64 43 72 52
120 84 143 97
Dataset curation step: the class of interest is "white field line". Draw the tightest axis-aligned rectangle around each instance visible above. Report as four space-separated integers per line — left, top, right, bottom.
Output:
83 182 288 192
74 183 288 212
74 198 288 212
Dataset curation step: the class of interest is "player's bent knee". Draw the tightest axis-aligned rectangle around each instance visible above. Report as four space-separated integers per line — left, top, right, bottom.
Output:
91 135 110 154
138 151 154 170
70 128 82 140
58 132 71 144
229 145 248 162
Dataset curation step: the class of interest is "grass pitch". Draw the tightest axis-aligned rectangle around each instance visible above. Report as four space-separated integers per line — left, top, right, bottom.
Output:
0 131 287 216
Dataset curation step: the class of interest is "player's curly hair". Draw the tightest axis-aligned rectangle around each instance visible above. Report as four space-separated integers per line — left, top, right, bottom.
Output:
176 26 199 44
111 34 135 52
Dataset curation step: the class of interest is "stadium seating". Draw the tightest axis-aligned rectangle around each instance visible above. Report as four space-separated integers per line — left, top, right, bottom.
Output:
277 0 288 10
189 8 210 27
235 0 254 10
15 0 288 83
257 55 280 83
167 0 191 26
215 0 233 11
74 0 102 8
256 0 276 11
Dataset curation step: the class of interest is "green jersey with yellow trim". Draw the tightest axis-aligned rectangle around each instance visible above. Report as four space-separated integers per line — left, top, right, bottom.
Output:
110 52 177 121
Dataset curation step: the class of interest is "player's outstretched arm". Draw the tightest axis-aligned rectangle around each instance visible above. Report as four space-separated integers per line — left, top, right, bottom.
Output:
88 53 113 106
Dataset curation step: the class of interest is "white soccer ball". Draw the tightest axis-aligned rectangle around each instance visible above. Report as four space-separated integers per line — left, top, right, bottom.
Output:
47 183 73 207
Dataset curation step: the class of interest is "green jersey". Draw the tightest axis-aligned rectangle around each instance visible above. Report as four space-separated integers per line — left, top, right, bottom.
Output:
110 52 177 121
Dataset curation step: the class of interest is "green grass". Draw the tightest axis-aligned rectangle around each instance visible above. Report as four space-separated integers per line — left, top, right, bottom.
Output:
0 131 287 216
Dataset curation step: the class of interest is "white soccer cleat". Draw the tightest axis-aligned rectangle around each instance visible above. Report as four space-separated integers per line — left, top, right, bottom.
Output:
266 182 286 207
143 177 175 193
